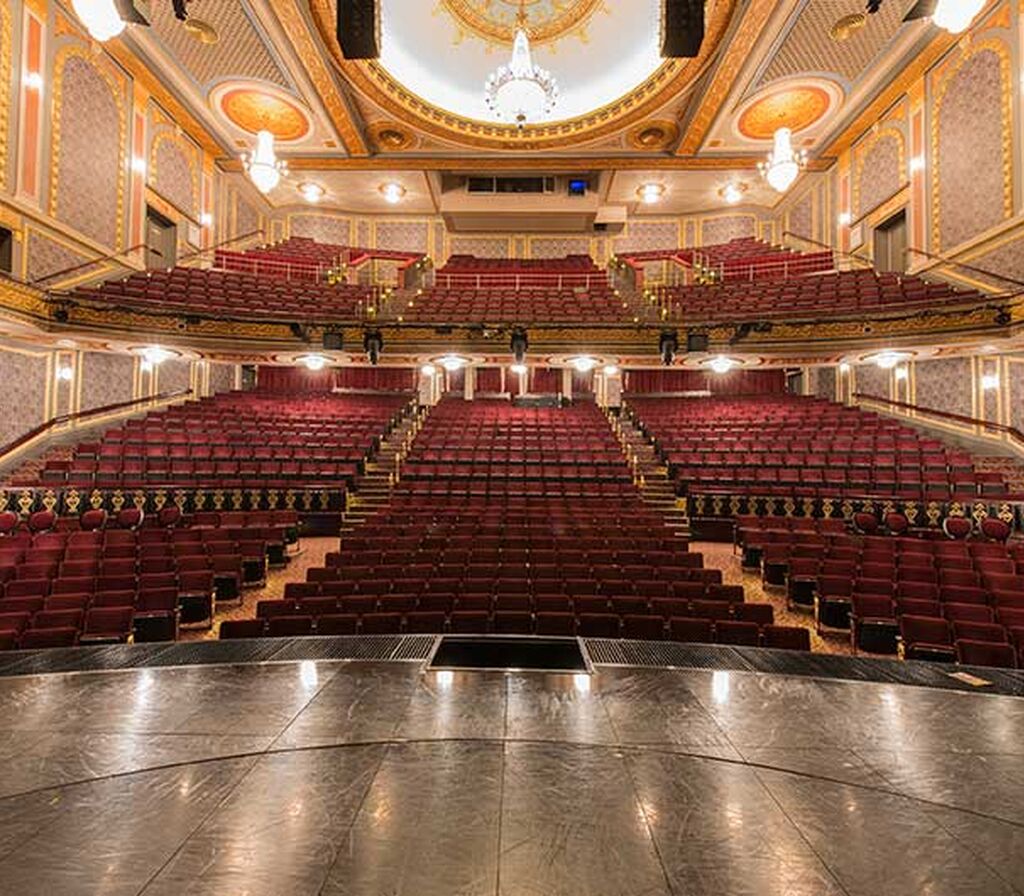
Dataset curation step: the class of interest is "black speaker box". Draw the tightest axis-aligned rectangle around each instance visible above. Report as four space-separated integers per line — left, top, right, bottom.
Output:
686 332 709 353
662 0 705 58
337 0 379 60
323 332 344 351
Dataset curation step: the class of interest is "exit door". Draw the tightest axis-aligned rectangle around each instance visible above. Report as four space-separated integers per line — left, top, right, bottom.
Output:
145 207 176 269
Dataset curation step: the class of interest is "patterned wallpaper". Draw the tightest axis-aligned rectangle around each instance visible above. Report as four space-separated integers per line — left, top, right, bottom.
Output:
701 215 757 245
1007 361 1024 432
53 54 122 249
158 359 191 394
936 48 1006 250
375 220 428 253
855 364 889 398
856 134 902 217
24 230 95 283
967 236 1024 286
235 191 262 241
449 236 511 257
209 363 235 395
815 365 836 401
80 352 133 412
612 221 677 254
290 213 351 246
356 220 371 247
914 357 973 417
788 192 813 241
152 135 197 218
0 349 48 447
432 221 446 261
529 237 590 258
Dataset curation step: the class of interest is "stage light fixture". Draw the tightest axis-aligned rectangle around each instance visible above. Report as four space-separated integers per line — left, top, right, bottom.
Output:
363 329 383 365
659 330 679 366
510 328 529 365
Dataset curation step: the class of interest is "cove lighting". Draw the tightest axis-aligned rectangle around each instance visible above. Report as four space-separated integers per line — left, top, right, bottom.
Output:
872 351 907 370
141 346 172 366
709 356 735 374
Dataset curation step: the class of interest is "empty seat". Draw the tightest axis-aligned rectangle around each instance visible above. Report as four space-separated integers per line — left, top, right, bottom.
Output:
762 625 811 651
219 619 265 639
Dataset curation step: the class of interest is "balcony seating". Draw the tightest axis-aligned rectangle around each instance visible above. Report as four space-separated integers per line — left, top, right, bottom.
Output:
404 285 624 323
12 391 408 492
72 265 374 320
654 265 981 322
214 237 424 282
630 396 1005 502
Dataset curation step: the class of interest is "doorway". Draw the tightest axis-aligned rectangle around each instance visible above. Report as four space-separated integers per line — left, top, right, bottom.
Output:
873 210 907 273
145 207 177 269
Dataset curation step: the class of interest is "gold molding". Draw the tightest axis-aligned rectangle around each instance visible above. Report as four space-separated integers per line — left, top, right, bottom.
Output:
852 126 906 219
49 43 128 252
310 0 737 151
148 129 202 221
266 0 369 156
0 3 11 192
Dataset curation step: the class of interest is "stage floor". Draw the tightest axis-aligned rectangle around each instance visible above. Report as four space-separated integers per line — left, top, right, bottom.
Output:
0 654 1023 895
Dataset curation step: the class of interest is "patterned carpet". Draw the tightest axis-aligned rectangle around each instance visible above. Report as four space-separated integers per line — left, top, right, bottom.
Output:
185 536 848 655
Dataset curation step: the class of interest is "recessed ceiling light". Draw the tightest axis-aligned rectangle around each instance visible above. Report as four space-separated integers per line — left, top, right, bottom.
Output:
719 182 747 205
637 183 665 204
298 182 325 204
380 182 406 204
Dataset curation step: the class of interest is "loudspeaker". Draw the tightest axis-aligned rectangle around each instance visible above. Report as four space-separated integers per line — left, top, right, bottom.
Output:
662 0 704 58
337 0 380 59
323 331 343 351
686 332 709 353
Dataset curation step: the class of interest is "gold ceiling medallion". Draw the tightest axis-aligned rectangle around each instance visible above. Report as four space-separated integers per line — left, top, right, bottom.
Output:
440 0 602 46
368 121 416 151
829 13 867 42
183 18 219 45
628 120 680 151
737 85 832 140
218 87 312 142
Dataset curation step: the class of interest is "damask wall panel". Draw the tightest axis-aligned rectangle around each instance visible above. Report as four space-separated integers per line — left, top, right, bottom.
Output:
966 236 1024 286
0 349 48 447
158 359 191 394
612 221 677 254
449 236 510 257
52 54 123 249
290 213 351 246
375 220 428 253
529 237 590 258
24 230 94 283
209 363 236 395
700 215 756 245
432 221 445 260
152 136 197 218
356 220 370 247
1007 361 1024 432
788 192 813 241
935 48 1008 250
855 364 889 398
80 352 133 412
235 192 262 241
815 366 836 401
856 134 902 217
914 357 973 417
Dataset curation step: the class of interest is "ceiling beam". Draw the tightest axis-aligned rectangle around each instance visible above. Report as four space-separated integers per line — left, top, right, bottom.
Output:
217 155 834 173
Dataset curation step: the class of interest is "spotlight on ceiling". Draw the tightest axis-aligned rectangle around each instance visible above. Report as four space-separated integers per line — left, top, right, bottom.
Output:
709 355 735 374
298 182 325 204
570 356 597 373
659 330 679 367
363 329 383 366
637 183 666 205
510 327 529 365
379 182 406 204
301 354 328 371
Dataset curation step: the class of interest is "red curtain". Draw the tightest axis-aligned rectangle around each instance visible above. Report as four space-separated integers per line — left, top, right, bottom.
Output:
256 366 415 392
572 369 594 394
446 367 465 394
624 368 786 395
256 367 335 392
530 367 561 393
476 368 504 392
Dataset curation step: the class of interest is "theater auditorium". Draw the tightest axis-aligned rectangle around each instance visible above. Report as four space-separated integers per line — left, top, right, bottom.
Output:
0 0 1022 892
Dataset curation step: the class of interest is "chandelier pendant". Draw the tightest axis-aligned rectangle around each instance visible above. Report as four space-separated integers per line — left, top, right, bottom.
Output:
243 129 288 194
757 127 807 193
483 0 559 128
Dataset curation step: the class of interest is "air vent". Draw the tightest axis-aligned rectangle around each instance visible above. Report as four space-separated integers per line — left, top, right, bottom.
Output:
467 176 555 194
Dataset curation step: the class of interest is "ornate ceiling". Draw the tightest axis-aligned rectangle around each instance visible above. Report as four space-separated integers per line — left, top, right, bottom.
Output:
122 0 940 215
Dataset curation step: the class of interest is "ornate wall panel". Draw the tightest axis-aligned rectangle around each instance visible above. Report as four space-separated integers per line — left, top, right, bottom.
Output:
290 212 351 246
914 356 973 417
855 364 889 398
375 220 429 253
612 221 678 255
51 51 125 249
235 191 262 241
855 132 903 218
934 45 1011 251
788 191 813 241
1007 359 1024 432
700 215 756 245
815 365 836 400
209 363 236 395
356 219 371 247
448 236 511 257
24 229 93 283
965 235 1024 285
80 352 133 412
151 133 199 218
0 348 48 447
529 236 591 259
158 359 191 393
432 221 446 261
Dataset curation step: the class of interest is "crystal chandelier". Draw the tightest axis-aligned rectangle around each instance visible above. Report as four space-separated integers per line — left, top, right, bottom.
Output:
758 127 807 193
931 0 984 33
72 0 126 42
484 0 558 128
243 129 287 194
